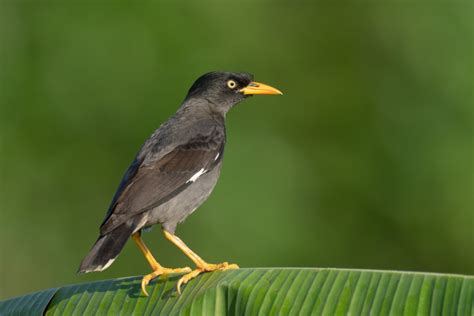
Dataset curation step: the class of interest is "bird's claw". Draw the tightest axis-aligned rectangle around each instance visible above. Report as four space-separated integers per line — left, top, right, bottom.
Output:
176 269 202 295
140 266 192 296
176 262 239 295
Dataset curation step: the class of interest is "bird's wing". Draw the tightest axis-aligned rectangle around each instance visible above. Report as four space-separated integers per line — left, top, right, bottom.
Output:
100 128 224 235
99 156 143 228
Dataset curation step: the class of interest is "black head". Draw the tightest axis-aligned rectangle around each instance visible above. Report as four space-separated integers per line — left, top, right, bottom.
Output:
184 71 282 113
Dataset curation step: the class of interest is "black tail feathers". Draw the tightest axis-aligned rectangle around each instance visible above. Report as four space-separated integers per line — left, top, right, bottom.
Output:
78 223 135 273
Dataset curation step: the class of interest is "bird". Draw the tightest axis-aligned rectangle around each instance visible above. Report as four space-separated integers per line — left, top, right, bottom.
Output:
78 71 282 296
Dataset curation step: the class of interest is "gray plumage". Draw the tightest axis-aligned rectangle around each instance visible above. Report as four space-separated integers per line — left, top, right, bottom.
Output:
78 72 254 273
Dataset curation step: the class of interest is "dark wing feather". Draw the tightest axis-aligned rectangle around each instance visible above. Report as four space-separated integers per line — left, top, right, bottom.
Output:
100 157 143 227
100 132 224 235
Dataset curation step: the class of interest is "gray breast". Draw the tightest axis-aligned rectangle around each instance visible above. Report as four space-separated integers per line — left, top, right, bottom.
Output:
141 161 222 234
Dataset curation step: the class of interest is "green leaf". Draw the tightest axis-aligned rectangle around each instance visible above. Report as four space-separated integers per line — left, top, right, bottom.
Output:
0 268 472 315
0 287 57 316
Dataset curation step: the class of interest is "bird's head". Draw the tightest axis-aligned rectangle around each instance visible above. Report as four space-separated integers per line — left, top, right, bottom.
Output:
184 71 282 113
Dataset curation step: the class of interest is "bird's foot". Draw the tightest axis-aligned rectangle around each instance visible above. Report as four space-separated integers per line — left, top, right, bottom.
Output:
176 262 239 294
141 266 192 296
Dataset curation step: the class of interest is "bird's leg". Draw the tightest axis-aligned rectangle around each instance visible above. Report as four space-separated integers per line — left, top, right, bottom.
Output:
163 230 239 294
132 232 191 296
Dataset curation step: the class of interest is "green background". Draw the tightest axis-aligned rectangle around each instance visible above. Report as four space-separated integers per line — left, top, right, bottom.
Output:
1 1 472 299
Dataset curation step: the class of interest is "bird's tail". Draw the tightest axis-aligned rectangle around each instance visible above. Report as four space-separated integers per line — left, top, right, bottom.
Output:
78 223 135 273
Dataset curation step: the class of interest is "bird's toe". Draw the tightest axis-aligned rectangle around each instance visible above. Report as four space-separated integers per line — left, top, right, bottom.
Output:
225 263 239 270
206 261 239 271
162 266 192 274
141 275 153 297
141 266 191 296
177 269 202 295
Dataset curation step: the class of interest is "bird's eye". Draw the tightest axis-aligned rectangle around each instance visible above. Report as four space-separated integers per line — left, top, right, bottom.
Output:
227 80 237 89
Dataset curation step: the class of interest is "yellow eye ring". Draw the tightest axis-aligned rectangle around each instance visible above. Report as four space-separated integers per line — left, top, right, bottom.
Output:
227 80 237 89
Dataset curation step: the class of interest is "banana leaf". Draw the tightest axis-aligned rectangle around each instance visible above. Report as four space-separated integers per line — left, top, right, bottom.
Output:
0 268 472 315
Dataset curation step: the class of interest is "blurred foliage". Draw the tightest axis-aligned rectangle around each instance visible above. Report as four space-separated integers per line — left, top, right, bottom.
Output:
0 1 473 299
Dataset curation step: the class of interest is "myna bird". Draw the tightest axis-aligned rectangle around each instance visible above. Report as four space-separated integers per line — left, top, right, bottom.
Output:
78 71 282 295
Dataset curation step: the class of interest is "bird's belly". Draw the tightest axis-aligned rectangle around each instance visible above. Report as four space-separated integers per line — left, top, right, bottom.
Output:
143 165 221 233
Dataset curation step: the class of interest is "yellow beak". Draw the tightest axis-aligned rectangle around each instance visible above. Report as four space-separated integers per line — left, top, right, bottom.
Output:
239 81 283 95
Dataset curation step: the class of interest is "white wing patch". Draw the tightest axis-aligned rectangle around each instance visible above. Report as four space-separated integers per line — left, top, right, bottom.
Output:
215 153 220 160
187 168 207 183
88 258 116 272
101 258 116 270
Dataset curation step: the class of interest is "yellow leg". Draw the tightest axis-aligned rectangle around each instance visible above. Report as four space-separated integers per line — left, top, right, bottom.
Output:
163 230 239 294
132 232 191 296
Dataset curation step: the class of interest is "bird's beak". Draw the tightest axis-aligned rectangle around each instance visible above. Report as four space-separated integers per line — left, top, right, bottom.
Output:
239 82 283 95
